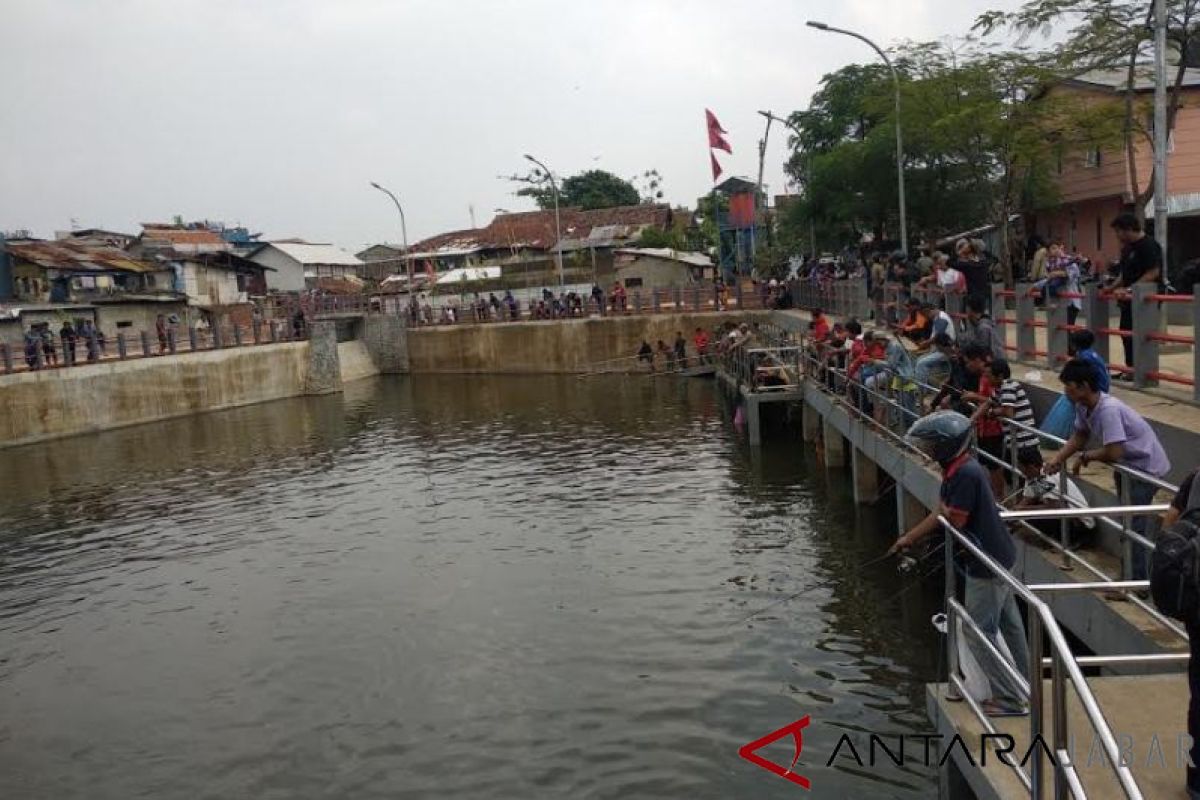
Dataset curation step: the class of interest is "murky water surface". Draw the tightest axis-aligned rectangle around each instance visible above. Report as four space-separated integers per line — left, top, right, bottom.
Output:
0 375 941 798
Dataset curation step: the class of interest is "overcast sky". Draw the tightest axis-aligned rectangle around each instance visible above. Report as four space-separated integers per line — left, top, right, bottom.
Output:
1 0 1019 251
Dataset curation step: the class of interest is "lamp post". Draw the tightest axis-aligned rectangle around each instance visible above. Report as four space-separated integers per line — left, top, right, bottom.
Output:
369 181 410 288
524 153 564 286
807 21 908 255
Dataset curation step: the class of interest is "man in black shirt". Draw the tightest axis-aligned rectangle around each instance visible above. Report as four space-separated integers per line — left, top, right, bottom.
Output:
1110 213 1163 373
953 238 992 311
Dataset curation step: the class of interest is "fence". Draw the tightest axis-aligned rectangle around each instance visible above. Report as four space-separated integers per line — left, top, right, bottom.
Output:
797 339 1187 798
828 279 1200 403
0 317 309 376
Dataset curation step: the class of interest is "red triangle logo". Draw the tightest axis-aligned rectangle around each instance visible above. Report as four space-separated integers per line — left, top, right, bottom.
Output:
738 716 812 789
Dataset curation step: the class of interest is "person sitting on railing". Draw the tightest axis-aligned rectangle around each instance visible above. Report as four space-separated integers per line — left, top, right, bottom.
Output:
1044 359 1171 581
847 332 886 411
889 410 1030 717
1013 448 1095 549
959 295 1004 363
1067 329 1110 393
1043 240 1083 326
896 297 932 344
914 332 956 388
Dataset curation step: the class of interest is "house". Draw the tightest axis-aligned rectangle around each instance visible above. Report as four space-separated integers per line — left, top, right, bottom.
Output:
55 228 138 250
133 223 233 257
1028 65 1200 273
356 243 408 281
612 247 713 290
246 242 364 292
391 204 674 282
5 240 173 303
156 250 271 306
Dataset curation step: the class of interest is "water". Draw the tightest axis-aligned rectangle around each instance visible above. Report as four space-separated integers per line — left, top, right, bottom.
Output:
0 375 942 799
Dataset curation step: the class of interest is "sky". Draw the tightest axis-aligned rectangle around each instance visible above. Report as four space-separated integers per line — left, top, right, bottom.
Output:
0 0 1022 251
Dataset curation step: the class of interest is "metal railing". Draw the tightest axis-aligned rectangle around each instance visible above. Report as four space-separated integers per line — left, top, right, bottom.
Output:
797 333 1186 636
0 317 308 376
939 511 1174 799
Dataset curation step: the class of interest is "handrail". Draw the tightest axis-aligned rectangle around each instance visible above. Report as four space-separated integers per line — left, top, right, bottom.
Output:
939 514 1144 799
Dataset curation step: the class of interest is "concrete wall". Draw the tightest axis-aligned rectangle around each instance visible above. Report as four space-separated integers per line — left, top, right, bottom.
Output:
0 342 312 448
407 311 768 373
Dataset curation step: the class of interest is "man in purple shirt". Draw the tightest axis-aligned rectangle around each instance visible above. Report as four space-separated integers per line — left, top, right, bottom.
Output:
1046 359 1170 579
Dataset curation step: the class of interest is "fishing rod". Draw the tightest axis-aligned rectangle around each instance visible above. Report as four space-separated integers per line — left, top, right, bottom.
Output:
733 543 943 627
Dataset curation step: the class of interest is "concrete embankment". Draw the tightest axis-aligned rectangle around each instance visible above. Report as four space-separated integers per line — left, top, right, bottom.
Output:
0 342 315 448
407 311 770 373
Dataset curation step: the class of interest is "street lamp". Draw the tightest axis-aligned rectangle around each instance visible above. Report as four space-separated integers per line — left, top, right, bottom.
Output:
807 21 908 255
369 181 411 288
524 153 564 286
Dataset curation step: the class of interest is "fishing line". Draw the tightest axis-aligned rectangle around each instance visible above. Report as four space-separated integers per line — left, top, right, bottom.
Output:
732 543 943 627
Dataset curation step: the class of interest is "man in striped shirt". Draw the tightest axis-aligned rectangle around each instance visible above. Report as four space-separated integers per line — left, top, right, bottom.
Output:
989 359 1041 457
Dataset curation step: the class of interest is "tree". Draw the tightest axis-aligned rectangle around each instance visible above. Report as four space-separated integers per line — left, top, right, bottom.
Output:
975 0 1200 226
512 169 640 210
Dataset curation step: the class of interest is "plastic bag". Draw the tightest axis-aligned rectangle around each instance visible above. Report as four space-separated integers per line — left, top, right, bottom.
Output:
1040 394 1075 444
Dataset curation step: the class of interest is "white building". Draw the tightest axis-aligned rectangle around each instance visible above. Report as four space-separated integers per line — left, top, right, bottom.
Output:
247 242 364 292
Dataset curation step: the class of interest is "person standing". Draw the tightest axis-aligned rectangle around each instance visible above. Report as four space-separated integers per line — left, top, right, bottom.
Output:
155 314 168 354
953 238 992 311
693 327 710 365
1109 213 1163 377
39 325 57 366
637 340 655 372
60 320 77 366
1045 359 1170 579
673 331 688 369
890 411 1030 717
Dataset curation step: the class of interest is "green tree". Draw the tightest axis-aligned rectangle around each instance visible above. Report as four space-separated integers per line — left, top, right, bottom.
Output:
975 0 1200 225
514 169 640 210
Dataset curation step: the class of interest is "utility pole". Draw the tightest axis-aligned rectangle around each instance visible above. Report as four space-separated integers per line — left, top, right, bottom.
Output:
1154 0 1169 266
754 111 775 263
762 110 818 257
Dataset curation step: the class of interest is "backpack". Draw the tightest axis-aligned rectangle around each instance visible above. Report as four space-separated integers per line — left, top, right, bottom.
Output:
1150 509 1200 626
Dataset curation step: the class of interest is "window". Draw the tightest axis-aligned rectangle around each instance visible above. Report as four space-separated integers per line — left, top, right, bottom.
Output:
1085 148 1102 168
1095 216 1103 252
624 277 644 288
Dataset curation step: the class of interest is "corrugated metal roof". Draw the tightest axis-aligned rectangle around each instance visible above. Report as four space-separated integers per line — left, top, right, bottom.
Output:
259 242 363 266
614 247 712 267
6 240 158 273
1065 65 1200 92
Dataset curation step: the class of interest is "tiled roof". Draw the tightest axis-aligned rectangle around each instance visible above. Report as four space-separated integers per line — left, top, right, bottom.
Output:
404 205 674 256
139 225 229 248
6 240 157 273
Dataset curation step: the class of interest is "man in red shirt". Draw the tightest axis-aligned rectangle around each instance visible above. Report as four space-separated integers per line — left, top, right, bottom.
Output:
811 308 830 342
693 327 710 364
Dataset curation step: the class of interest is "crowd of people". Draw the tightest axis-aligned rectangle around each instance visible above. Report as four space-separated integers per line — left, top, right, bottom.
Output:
800 213 1200 794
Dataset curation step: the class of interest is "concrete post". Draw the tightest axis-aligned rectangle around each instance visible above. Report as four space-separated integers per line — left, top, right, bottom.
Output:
1132 282 1161 388
304 320 343 395
745 395 762 447
0 343 10 373
1015 282 1035 362
991 283 1007 350
852 447 881 505
1085 284 1110 365
652 289 661 313
1047 297 1069 370
188 326 198 350
117 332 127 359
361 314 409 374
167 328 177 355
140 330 151 357
802 400 820 442
822 418 846 467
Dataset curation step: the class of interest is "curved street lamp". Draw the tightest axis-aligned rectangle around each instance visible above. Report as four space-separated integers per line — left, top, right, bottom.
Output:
369 181 411 288
807 21 908 255
524 153 564 286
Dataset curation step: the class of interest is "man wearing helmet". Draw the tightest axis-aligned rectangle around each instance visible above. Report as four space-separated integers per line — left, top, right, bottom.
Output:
888 410 1030 717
